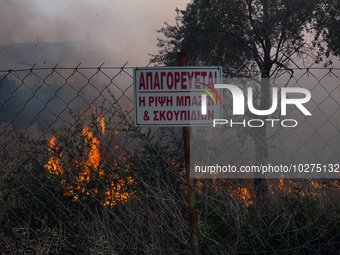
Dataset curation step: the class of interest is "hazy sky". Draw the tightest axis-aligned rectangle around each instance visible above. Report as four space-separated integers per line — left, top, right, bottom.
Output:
1 0 190 67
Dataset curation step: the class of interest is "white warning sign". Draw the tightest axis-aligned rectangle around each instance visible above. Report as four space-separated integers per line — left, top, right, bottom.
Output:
134 66 222 126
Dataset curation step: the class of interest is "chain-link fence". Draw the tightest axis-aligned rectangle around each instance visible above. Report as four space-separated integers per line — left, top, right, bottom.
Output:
0 65 339 254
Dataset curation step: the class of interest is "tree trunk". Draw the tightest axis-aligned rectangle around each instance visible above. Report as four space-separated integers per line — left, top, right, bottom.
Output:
253 69 270 207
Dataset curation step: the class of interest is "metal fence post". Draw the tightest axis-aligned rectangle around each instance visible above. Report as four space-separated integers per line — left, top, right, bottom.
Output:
178 52 199 255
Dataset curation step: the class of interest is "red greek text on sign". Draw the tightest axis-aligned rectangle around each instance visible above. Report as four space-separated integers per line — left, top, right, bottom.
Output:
138 71 218 90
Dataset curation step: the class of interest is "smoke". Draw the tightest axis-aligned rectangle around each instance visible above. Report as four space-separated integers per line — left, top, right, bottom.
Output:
0 0 189 135
0 0 189 68
0 1 74 43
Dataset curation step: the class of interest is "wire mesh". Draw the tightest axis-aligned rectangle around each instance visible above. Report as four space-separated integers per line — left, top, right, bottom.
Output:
0 65 339 254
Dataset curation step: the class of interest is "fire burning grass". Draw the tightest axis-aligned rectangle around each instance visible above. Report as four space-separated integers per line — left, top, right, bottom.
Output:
45 109 135 208
45 107 340 210
195 177 340 208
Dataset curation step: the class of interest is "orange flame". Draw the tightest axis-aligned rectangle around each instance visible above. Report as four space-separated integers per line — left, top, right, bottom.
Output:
193 173 340 207
82 127 101 175
45 137 63 175
45 110 134 208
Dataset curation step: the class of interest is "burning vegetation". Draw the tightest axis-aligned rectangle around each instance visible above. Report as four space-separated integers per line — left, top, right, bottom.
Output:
44 106 340 210
45 108 135 208
45 107 340 209
194 177 340 208
2 101 340 254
